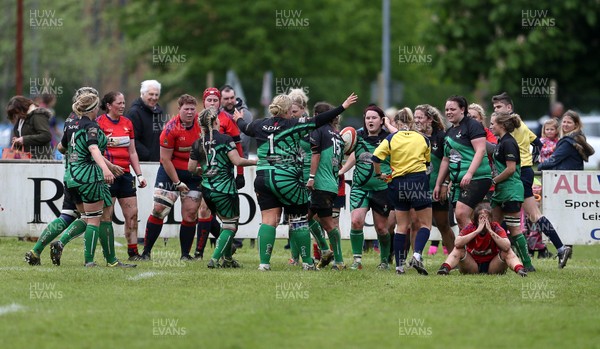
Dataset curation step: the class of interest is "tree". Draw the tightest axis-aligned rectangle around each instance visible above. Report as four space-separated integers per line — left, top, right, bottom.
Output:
424 0 600 117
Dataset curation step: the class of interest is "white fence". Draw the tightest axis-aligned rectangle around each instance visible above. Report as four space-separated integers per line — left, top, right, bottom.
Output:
0 161 384 239
542 170 600 244
5 162 593 245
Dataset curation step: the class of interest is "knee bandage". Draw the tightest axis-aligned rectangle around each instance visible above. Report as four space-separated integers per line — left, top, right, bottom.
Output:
332 209 340 219
153 191 175 219
60 209 80 219
505 216 521 228
288 214 308 230
221 218 239 232
181 190 202 200
82 209 103 219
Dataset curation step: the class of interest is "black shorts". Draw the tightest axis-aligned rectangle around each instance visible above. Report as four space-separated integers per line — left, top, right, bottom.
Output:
492 200 521 214
310 190 337 218
201 187 239 219
388 171 431 212
333 195 345 209
452 178 492 209
520 166 534 199
432 200 449 212
61 182 77 212
154 165 201 192
109 172 136 199
255 174 308 215
65 186 83 206
477 261 490 274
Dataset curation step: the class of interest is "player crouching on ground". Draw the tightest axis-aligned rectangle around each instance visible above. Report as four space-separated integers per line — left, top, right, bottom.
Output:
437 203 527 277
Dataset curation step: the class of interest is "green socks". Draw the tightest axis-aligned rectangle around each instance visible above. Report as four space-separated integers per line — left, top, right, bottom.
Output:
212 229 234 260
33 217 68 255
83 225 99 264
377 233 391 263
292 225 314 265
328 227 343 263
258 224 276 264
290 236 299 260
309 219 329 251
350 229 364 257
511 233 533 268
59 219 87 245
98 222 117 264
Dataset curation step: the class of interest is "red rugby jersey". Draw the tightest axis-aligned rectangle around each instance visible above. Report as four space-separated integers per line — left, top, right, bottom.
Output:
460 222 508 263
97 114 134 172
160 115 200 170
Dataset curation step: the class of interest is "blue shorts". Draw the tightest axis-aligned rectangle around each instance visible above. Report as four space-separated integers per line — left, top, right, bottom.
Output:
154 165 202 192
109 172 136 199
333 195 345 209
520 166 534 199
388 171 431 211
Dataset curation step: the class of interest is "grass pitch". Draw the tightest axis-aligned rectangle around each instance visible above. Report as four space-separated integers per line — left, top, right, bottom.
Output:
0 237 598 349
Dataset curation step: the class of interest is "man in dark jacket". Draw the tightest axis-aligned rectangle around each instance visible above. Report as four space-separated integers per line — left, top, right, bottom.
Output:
126 80 165 162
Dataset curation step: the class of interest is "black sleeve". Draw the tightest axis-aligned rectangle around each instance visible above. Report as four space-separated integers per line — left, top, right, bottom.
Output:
504 140 520 163
236 118 256 137
190 139 206 164
309 129 322 154
126 108 150 161
531 137 543 148
60 128 69 149
86 125 99 146
314 105 345 128
467 118 486 140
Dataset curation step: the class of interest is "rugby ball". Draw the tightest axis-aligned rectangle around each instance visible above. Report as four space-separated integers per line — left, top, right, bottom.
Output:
340 126 357 155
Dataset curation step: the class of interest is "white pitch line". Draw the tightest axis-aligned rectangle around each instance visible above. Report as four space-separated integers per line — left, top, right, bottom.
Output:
0 303 25 316
127 271 160 281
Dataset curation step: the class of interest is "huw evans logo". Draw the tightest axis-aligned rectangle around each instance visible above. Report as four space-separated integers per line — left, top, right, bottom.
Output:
275 10 309 28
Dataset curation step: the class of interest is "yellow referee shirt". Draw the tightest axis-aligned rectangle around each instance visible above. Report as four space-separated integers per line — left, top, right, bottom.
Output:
372 131 430 177
510 123 536 167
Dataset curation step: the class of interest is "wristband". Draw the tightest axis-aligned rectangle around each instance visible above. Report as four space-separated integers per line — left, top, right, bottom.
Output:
309 174 315 179
375 173 382 177
492 178 497 185
442 182 449 187
174 181 182 187
137 174 143 177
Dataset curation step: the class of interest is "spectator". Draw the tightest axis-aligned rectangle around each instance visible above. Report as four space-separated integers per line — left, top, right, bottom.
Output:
6 96 52 160
218 85 246 188
538 110 595 171
35 94 60 151
536 101 564 138
539 119 560 163
126 80 165 162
